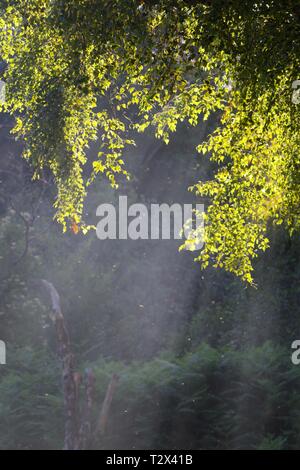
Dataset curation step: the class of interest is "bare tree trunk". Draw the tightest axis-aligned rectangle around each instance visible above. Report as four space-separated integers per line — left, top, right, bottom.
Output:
41 280 79 450
41 280 119 449
97 373 119 435
78 368 95 449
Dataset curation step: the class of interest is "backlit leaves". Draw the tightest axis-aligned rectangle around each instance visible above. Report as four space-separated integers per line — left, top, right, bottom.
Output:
1 0 300 281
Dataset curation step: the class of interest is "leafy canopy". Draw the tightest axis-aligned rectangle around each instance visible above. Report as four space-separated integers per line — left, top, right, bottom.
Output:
0 0 300 282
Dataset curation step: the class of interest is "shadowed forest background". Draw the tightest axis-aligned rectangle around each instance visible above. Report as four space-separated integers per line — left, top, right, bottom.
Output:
1 111 300 450
1 0 300 451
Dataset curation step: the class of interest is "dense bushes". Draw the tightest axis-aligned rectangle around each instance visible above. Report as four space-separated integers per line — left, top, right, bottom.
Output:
91 342 300 450
1 342 300 450
0 348 63 449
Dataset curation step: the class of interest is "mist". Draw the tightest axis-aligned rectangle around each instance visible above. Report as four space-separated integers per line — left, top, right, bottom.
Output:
1 107 300 451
